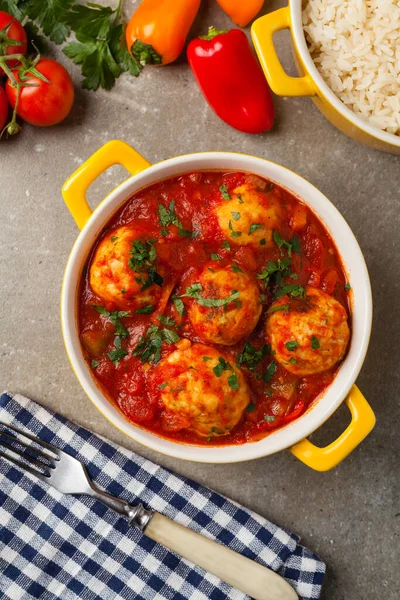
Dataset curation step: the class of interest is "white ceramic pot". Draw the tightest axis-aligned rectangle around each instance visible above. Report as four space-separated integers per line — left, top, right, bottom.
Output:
61 140 375 470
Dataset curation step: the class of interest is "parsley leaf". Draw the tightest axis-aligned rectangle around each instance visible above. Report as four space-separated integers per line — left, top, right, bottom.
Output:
91 359 99 369
268 304 290 314
246 401 256 413
63 3 142 90
249 223 262 234
213 357 239 390
27 0 73 44
274 284 306 300
264 415 276 422
285 340 299 351
178 283 240 308
220 184 230 200
157 315 176 327
228 219 241 238
221 240 231 250
263 361 277 383
107 335 128 366
257 257 291 289
311 336 320 349
290 235 301 254
0 0 28 20
158 201 182 229
133 325 179 364
127 239 163 291
237 342 270 371
344 282 351 291
231 211 240 221
273 230 292 256
231 263 243 273
172 296 185 316
211 253 222 261
289 357 297 364
134 305 154 315
158 382 168 389
92 306 130 339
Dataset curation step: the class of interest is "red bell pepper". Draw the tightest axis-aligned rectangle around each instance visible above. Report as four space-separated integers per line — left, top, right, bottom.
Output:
187 27 274 134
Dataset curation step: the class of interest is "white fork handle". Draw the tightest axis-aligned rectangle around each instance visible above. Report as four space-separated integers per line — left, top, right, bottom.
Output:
145 513 298 600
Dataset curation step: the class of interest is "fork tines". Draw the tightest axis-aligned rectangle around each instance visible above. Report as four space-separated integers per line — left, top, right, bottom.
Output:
0 421 59 480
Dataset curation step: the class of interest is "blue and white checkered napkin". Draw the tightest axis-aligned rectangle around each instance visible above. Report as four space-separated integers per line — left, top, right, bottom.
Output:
0 392 325 600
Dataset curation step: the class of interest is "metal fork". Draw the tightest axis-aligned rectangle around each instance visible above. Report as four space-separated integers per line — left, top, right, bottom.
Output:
0 421 297 600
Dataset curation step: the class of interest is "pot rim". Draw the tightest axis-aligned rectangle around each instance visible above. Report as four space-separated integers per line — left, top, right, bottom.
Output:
61 151 372 463
290 0 400 148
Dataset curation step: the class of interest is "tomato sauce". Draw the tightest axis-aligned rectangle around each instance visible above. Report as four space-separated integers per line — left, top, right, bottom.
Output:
78 171 350 446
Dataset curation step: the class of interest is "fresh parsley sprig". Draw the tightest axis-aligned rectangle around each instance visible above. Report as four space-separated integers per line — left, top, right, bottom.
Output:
179 283 240 308
133 324 179 364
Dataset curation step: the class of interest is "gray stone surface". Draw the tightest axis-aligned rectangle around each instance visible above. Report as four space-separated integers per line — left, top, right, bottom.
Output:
0 1 399 598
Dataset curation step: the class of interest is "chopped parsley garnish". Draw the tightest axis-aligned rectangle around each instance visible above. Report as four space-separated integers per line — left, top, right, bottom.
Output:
133 325 179 364
221 240 231 250
92 306 130 338
273 230 293 256
134 305 155 314
227 373 239 390
260 238 266 246
158 382 168 389
158 201 197 238
246 401 256 413
121 288 126 294
107 336 128 366
128 239 163 291
266 390 273 397
158 201 182 228
289 272 298 280
290 235 301 254
249 223 262 234
157 315 176 327
344 282 351 291
237 194 244 204
231 263 243 273
231 211 241 221
264 415 276 422
213 357 239 390
311 336 320 349
91 360 99 369
289 357 297 364
274 284 306 300
179 283 240 308
263 361 277 383
257 257 291 289
178 228 198 238
285 340 299 351
237 342 270 372
202 356 212 362
111 235 118 242
220 184 231 200
172 296 185 316
228 219 242 238
267 305 290 314
211 253 222 261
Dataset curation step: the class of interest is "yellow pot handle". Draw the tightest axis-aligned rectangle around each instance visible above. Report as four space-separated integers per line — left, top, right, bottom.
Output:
62 140 151 230
251 7 316 97
290 385 376 471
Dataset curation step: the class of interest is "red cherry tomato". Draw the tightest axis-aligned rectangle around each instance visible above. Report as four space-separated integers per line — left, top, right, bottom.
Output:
0 12 27 76
6 58 74 126
0 85 8 131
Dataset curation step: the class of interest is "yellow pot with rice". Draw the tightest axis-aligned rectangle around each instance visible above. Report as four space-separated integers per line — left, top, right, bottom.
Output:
251 0 400 154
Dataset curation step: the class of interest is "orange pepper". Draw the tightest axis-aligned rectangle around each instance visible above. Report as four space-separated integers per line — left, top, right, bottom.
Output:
215 0 265 27
126 0 201 66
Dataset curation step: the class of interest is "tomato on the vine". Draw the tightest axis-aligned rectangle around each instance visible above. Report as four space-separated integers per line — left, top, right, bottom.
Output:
0 12 27 76
6 58 74 126
0 85 8 131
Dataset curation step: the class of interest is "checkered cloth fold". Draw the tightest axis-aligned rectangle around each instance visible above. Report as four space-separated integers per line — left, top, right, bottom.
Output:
0 392 325 600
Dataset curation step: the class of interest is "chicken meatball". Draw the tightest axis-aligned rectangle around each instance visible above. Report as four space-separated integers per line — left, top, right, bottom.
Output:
90 225 163 309
187 265 262 345
266 286 350 376
152 343 250 437
214 182 282 247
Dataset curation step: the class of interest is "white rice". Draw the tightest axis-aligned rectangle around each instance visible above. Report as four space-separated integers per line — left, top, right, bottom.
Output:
302 0 400 135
